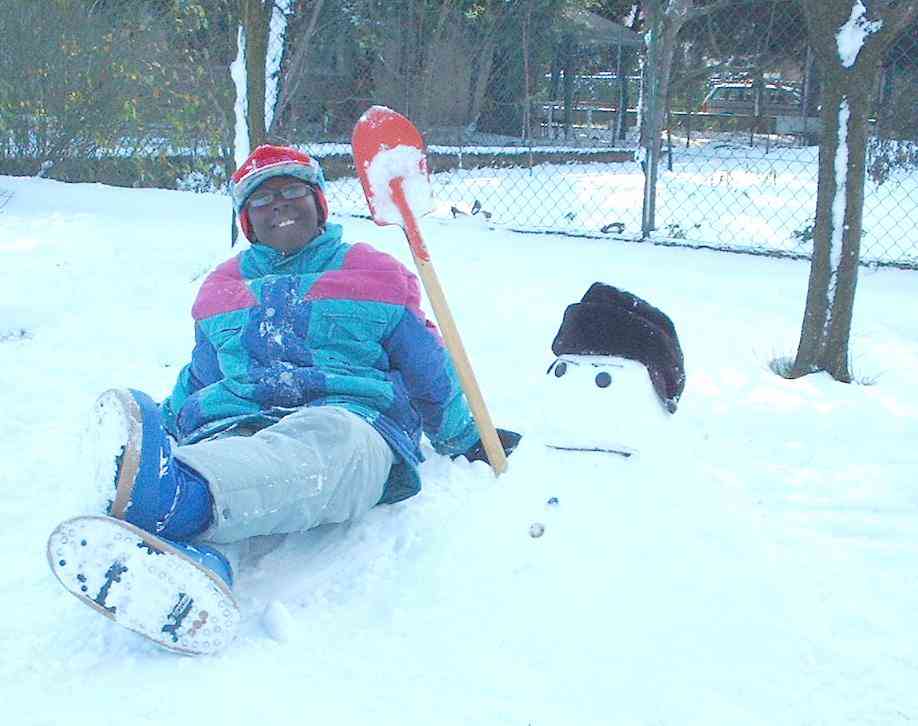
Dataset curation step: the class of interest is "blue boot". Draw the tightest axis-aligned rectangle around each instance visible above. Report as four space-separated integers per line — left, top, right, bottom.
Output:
169 539 235 589
48 516 238 655
94 389 213 540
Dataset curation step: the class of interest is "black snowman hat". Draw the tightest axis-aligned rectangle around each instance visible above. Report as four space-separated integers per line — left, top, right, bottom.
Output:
551 283 685 412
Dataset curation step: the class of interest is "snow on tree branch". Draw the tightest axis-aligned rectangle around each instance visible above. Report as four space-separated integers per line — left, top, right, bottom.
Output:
828 97 851 314
836 0 883 67
264 0 292 133
231 25 250 167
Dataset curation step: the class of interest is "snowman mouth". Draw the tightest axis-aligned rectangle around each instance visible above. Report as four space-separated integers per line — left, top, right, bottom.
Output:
545 443 637 458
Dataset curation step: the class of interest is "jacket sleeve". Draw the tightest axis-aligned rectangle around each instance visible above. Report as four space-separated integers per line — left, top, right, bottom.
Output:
160 323 224 439
383 270 480 456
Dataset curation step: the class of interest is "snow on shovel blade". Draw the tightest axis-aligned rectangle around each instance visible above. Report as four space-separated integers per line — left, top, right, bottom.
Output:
352 106 432 229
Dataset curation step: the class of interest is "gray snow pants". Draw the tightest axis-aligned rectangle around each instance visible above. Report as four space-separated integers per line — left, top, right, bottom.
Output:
173 406 394 544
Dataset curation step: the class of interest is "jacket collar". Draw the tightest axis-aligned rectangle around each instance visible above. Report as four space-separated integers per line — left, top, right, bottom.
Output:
244 223 344 275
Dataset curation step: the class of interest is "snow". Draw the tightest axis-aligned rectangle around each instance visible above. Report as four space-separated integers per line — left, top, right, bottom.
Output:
86 390 135 517
836 0 883 68
230 25 250 168
829 98 851 306
264 0 291 133
362 144 432 226
624 4 639 28
2 170 918 724
541 356 667 455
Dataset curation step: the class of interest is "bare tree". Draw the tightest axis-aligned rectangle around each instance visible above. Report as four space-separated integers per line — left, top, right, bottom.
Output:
232 1 321 148
637 0 772 236
521 0 535 139
465 2 510 132
789 0 917 381
414 0 456 126
270 0 325 138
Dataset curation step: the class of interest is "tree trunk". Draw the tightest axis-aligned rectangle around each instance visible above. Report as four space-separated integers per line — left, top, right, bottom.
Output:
549 43 561 100
791 75 869 381
561 34 575 140
801 44 821 116
616 9 642 144
876 59 895 136
521 0 533 141
638 0 799 235
415 0 454 128
640 0 684 236
466 0 508 132
790 0 917 382
240 0 270 148
467 35 498 131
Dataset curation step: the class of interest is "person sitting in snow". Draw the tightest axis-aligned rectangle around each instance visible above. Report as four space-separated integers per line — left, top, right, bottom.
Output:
49 144 520 654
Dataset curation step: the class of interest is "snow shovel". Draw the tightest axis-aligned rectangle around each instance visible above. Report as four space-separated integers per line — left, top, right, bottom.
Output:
351 106 508 475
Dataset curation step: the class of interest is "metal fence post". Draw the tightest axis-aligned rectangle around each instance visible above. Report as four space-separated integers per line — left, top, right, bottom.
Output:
641 13 660 239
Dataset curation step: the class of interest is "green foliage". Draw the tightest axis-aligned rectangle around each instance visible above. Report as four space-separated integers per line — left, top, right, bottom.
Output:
0 1 153 170
158 0 237 161
0 0 237 187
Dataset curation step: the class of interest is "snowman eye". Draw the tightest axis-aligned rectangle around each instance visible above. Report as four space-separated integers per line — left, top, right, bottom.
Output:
554 361 568 378
595 371 612 388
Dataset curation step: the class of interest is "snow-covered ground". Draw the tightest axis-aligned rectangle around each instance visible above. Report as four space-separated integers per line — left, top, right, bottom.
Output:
1 172 917 725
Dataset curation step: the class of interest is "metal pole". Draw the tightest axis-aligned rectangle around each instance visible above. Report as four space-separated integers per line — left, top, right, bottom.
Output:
616 31 625 144
666 110 673 172
641 13 659 239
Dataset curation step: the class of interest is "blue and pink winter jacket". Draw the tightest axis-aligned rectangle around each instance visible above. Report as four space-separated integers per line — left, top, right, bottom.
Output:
161 223 480 503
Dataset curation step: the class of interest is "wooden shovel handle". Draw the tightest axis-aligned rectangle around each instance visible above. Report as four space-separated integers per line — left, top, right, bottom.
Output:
392 180 508 475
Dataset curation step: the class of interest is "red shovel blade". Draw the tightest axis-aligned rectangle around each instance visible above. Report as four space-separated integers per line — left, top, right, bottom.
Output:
351 106 432 236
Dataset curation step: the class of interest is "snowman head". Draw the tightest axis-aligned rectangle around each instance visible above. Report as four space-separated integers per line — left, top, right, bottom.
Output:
542 354 673 456
543 283 686 456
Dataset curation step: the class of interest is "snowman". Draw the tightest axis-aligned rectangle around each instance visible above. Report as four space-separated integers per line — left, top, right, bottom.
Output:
541 283 685 458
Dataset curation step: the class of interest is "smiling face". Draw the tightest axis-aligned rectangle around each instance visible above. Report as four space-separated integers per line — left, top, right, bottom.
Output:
246 175 321 255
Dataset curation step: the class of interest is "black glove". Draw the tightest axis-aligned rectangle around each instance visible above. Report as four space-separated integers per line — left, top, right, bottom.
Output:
456 428 522 464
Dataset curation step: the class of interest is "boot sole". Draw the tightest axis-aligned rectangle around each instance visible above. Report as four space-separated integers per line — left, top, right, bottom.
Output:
93 389 143 521
47 516 239 656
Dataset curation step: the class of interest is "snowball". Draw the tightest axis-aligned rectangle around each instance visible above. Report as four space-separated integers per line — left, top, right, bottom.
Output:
262 600 297 643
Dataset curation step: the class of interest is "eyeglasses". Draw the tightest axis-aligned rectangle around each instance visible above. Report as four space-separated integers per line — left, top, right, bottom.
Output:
247 182 312 209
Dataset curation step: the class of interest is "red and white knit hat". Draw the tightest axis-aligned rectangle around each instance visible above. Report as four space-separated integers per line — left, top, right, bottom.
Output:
229 145 329 242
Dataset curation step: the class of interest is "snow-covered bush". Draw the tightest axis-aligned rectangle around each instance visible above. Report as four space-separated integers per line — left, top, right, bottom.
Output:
176 164 228 194
867 138 918 186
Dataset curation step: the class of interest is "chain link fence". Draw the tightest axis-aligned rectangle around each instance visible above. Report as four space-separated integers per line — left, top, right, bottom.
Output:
290 3 652 236
2 1 916 268
645 2 918 268
280 2 918 268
